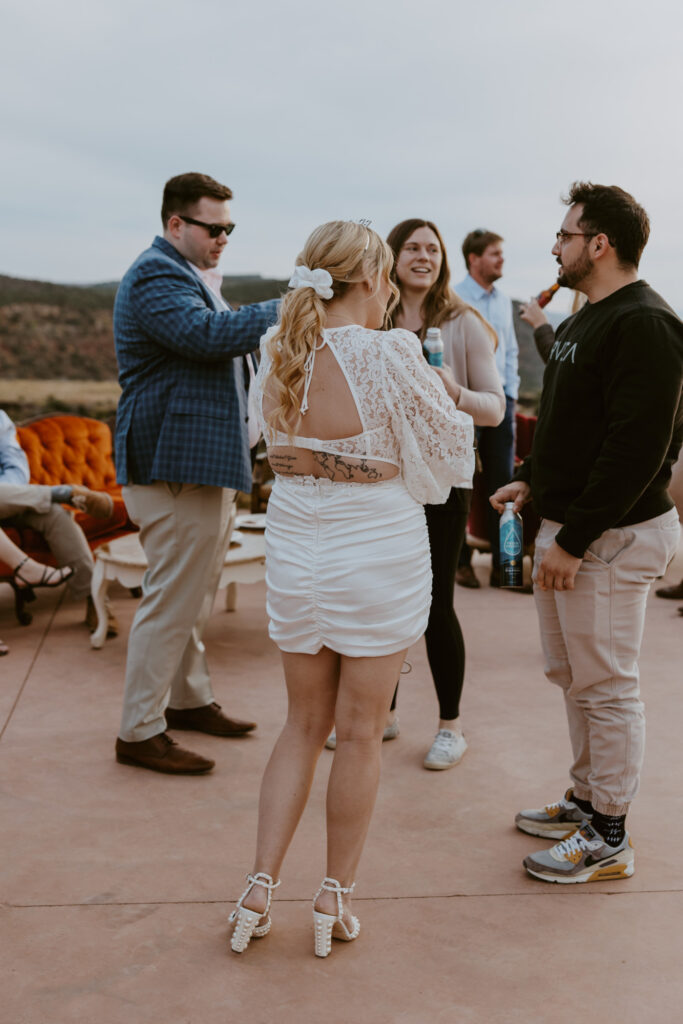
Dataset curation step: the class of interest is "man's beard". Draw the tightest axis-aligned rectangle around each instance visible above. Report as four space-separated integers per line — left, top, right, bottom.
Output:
557 247 592 290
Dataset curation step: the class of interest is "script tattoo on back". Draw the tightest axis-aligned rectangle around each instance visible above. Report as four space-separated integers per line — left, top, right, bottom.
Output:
268 453 299 475
313 452 382 481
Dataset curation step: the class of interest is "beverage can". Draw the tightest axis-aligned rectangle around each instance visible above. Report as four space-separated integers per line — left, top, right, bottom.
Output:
499 502 523 588
424 327 444 368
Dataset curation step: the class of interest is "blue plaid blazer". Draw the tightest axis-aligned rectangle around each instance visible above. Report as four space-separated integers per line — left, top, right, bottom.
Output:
113 237 279 493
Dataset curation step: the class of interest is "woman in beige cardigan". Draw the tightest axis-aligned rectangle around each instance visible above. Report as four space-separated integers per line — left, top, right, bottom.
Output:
386 218 505 769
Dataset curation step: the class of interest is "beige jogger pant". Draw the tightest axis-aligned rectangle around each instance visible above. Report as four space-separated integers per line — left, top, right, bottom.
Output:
533 508 680 816
119 482 236 743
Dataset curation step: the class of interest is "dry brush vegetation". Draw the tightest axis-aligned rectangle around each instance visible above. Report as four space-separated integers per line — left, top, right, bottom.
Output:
0 273 545 423
0 273 287 422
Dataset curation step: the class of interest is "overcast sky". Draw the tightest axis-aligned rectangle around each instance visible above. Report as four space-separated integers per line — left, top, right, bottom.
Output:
2 0 681 312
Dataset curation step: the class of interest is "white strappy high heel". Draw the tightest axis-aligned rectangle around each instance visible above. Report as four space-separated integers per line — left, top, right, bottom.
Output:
312 877 360 958
229 872 281 953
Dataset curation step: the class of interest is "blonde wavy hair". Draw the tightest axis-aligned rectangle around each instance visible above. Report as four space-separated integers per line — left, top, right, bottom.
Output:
264 220 398 438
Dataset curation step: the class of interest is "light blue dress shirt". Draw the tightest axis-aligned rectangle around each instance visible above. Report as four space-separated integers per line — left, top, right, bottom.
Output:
454 274 520 400
0 410 30 484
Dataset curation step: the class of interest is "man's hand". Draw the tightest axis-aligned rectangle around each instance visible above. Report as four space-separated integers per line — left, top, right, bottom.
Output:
518 298 549 330
490 480 531 514
534 541 582 592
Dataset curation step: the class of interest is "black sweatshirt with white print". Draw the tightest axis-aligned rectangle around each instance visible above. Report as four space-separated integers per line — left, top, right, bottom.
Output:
515 280 683 558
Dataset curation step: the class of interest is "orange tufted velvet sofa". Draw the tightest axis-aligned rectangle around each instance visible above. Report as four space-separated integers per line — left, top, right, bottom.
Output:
1 414 136 623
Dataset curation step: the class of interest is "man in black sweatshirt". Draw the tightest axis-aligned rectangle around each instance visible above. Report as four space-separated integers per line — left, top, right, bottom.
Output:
492 182 683 883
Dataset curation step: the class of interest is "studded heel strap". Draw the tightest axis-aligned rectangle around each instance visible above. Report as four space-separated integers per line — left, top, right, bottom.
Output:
230 871 281 922
312 877 360 957
313 876 355 921
229 872 281 954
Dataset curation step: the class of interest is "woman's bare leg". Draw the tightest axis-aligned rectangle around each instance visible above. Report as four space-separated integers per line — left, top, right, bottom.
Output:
242 646 340 913
315 648 408 921
0 528 32 569
0 528 70 586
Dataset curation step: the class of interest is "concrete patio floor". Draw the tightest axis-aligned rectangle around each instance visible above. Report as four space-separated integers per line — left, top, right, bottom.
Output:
2 543 682 1024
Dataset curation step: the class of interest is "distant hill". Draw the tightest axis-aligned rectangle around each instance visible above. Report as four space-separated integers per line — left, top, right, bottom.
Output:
0 272 565 417
0 273 118 311
0 302 118 380
0 273 288 382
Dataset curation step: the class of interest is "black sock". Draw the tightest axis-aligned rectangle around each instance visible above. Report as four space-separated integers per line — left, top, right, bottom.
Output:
591 811 627 847
571 793 594 816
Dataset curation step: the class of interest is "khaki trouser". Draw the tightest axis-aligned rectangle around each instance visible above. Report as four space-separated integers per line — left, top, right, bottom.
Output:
119 482 236 743
0 483 93 599
533 509 680 816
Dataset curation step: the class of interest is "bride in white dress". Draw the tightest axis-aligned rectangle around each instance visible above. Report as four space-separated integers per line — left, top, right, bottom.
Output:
229 221 474 957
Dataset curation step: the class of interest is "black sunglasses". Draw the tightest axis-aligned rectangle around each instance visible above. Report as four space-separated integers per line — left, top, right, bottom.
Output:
179 215 236 238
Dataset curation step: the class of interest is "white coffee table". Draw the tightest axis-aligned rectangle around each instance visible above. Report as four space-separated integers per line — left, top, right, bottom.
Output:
89 527 266 649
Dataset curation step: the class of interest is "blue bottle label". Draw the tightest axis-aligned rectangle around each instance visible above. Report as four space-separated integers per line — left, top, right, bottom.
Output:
500 520 522 557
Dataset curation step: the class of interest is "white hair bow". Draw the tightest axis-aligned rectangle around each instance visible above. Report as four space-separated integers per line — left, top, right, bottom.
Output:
288 265 334 300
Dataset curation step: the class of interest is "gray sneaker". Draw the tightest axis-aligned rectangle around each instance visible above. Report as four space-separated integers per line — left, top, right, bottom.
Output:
515 788 592 839
423 729 467 770
523 822 634 884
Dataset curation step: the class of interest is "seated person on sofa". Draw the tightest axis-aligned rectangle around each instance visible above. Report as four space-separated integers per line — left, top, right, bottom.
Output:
0 410 117 634
0 525 75 655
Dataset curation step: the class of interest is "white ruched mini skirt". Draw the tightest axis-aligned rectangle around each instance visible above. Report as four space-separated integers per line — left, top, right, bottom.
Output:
264 475 431 657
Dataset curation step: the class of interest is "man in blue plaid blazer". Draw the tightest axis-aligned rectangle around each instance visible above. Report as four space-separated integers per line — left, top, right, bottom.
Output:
113 173 278 775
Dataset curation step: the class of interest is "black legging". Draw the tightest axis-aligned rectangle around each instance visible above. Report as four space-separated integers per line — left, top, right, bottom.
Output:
390 487 471 720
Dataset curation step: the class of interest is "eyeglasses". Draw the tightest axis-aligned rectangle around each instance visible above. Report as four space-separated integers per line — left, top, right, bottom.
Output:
555 230 593 244
179 215 235 238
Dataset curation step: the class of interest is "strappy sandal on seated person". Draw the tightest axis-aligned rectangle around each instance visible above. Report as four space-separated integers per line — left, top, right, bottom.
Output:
12 556 74 590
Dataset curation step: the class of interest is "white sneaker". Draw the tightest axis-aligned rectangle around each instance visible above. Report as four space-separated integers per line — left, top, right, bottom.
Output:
423 729 468 770
382 715 400 741
325 716 400 751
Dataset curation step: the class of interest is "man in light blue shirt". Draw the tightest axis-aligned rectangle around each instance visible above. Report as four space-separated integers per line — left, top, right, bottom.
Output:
454 230 521 588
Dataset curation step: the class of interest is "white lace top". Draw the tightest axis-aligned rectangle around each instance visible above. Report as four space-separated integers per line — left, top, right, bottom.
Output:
254 325 474 504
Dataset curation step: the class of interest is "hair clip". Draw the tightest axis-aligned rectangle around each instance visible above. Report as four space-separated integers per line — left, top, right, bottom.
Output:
355 219 372 251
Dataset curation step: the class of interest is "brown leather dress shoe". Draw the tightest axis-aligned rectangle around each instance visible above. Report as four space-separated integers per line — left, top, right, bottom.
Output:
455 565 481 589
115 733 215 774
655 579 683 600
165 702 257 737
70 485 114 520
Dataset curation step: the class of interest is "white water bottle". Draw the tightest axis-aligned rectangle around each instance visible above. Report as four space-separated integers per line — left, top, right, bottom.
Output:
424 327 444 367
